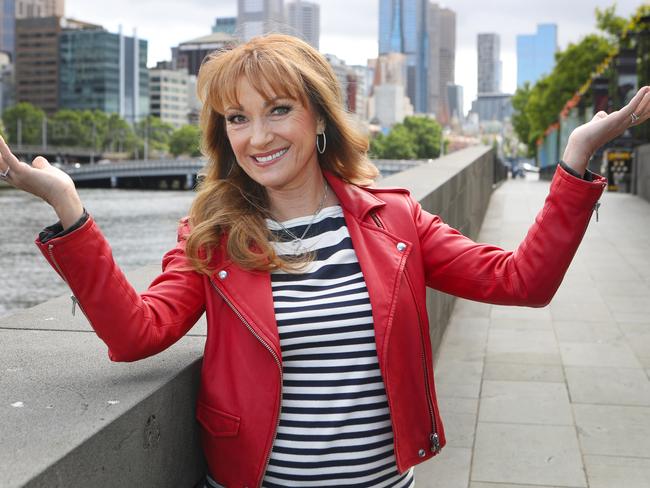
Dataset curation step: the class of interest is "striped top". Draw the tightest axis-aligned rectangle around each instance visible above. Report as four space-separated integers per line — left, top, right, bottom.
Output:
262 205 414 487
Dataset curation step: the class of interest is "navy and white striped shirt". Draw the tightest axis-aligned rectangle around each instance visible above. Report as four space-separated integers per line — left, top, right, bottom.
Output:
262 205 414 487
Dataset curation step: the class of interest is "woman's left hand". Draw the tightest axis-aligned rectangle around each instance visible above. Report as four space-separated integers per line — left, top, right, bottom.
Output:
563 85 650 175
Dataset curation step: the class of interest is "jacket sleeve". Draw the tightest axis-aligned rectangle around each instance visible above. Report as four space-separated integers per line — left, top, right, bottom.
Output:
414 164 606 306
35 216 206 362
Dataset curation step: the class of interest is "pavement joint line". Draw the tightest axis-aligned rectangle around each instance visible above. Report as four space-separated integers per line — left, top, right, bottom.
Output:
476 419 581 427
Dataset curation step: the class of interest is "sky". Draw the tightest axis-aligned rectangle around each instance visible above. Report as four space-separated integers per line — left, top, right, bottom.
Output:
66 0 643 114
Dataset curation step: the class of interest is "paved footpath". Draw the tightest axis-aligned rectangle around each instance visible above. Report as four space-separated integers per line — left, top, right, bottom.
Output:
414 175 650 488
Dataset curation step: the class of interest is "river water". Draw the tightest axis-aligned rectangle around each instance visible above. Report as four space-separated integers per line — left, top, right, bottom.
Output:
0 187 196 318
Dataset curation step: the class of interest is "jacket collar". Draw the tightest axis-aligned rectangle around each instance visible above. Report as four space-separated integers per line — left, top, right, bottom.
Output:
324 170 386 221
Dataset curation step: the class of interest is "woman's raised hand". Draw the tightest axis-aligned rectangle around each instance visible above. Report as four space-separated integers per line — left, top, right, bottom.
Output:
563 85 650 175
0 136 84 228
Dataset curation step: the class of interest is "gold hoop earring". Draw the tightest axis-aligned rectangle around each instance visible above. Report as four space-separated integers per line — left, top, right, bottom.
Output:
316 132 326 154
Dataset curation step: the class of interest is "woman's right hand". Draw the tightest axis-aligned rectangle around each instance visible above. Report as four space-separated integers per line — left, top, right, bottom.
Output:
0 136 84 229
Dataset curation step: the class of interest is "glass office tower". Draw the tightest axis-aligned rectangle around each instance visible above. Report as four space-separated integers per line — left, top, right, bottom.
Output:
516 24 557 88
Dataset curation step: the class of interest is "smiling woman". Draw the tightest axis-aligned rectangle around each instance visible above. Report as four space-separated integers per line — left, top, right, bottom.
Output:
1 32 649 488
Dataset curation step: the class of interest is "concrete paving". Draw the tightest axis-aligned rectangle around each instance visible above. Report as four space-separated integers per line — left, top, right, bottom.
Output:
415 175 650 487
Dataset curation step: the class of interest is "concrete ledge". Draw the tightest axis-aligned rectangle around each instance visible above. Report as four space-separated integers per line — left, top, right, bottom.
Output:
1 266 208 488
1 146 496 487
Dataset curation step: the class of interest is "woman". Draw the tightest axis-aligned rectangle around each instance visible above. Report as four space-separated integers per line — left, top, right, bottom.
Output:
1 34 649 487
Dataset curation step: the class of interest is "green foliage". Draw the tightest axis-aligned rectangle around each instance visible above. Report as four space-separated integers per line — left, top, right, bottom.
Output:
169 124 202 157
134 116 174 153
1 102 45 144
511 83 532 156
596 5 628 40
511 35 612 150
369 116 442 159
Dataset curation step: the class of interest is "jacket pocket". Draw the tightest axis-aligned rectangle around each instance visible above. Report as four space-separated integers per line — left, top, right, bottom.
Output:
196 401 241 437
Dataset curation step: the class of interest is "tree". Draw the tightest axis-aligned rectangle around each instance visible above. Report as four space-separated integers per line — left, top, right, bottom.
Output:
402 116 442 158
1 102 45 145
105 113 138 154
135 116 174 155
511 83 532 155
511 34 612 150
380 125 417 159
169 124 202 157
49 109 86 147
369 116 442 159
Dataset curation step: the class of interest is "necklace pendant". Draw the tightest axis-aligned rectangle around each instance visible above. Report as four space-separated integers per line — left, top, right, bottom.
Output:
291 239 303 253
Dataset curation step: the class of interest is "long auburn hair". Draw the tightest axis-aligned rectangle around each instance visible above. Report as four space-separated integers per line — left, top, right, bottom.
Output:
186 34 379 274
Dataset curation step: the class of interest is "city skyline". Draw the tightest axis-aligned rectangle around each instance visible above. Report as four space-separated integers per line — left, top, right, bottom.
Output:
64 0 642 114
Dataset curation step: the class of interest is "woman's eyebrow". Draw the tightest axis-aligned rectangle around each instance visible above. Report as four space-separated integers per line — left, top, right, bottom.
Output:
225 97 292 112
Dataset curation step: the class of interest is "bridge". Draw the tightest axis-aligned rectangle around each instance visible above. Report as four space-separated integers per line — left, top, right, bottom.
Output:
59 158 429 189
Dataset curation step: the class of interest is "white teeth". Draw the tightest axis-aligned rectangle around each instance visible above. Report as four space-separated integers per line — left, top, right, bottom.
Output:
254 148 287 163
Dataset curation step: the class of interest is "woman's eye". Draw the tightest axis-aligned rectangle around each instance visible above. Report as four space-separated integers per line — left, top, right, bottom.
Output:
227 114 246 124
272 105 292 115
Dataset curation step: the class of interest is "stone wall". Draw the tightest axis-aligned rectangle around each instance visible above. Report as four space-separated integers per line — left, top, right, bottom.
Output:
1 145 496 488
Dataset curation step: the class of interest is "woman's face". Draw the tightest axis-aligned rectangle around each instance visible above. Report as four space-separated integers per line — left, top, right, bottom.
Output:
224 77 324 194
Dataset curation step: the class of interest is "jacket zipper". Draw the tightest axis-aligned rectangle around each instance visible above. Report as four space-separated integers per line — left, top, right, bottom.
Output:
209 280 282 487
370 211 440 454
48 244 84 317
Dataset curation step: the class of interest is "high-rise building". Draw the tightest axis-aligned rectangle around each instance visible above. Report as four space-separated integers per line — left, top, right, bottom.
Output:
15 0 64 18
59 26 149 123
446 83 463 121
212 17 236 35
378 0 428 113
477 33 501 94
0 51 14 112
325 53 357 112
15 16 64 114
285 0 319 49
174 32 236 77
1 0 16 59
516 24 557 87
369 52 413 128
471 93 512 122
237 0 285 41
149 65 190 128
427 3 455 124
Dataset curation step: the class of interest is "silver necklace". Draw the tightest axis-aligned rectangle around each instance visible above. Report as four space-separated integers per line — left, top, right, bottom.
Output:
270 180 328 253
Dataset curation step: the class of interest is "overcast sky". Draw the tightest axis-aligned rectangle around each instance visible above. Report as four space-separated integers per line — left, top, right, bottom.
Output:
67 0 642 113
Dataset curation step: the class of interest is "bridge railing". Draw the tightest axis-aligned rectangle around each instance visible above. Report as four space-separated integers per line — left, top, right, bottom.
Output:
1 146 496 488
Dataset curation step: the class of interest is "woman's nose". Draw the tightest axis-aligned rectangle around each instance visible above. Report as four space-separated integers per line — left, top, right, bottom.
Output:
250 120 273 147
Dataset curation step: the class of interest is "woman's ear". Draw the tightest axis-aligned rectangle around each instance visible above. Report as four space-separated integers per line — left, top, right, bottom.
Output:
316 117 326 134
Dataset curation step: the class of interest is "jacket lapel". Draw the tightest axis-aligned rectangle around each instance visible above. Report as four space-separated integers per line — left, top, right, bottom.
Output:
326 172 413 366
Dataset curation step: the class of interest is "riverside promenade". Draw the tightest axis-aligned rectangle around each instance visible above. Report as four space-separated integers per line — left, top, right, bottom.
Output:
415 175 650 487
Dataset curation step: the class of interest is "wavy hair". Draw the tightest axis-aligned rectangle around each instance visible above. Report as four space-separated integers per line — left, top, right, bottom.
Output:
186 34 379 274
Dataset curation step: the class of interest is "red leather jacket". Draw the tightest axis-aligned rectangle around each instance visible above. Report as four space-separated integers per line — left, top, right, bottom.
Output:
36 166 605 487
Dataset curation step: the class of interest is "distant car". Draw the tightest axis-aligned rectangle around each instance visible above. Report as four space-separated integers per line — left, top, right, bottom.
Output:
521 162 540 173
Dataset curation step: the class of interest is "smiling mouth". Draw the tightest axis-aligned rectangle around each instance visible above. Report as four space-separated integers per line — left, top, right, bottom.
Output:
252 148 289 164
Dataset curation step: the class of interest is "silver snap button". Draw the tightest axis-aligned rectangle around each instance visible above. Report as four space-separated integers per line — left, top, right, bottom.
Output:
218 270 228 280
396 242 407 252
418 448 426 457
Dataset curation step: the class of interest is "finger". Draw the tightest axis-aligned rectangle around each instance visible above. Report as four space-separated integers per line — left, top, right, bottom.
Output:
621 86 650 121
32 156 50 169
631 89 650 125
0 136 21 171
591 111 607 122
